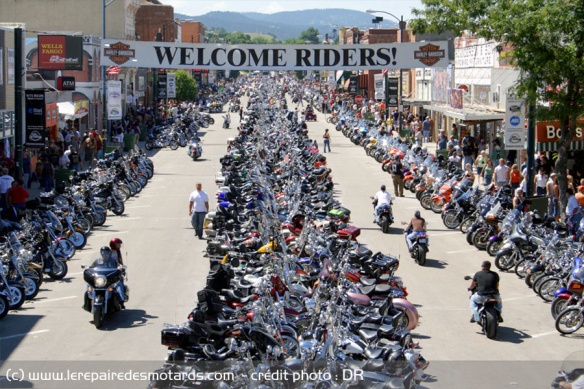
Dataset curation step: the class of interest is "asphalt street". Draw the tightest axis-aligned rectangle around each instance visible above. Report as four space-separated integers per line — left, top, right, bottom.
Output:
0 98 581 389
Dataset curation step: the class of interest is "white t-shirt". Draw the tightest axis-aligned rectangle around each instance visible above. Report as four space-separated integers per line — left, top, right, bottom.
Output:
375 190 392 206
0 175 14 194
494 165 509 182
189 190 209 212
535 173 548 188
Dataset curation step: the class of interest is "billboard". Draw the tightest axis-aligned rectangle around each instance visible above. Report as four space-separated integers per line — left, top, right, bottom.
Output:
504 96 526 150
167 73 176 99
38 35 83 70
387 78 399 107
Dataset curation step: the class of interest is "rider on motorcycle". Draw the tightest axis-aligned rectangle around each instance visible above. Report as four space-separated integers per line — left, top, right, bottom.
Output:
404 211 427 250
468 260 503 323
372 185 392 223
91 245 127 308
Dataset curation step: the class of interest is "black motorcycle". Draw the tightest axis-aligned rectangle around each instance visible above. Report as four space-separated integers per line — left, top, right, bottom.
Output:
82 264 126 328
465 276 499 339
374 202 394 234
405 229 429 266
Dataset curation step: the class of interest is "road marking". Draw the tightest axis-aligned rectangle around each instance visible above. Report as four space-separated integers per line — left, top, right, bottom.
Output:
532 331 557 338
504 295 538 302
446 248 478 254
67 271 84 276
30 296 77 304
125 205 151 209
91 231 129 237
432 231 461 237
145 186 166 189
110 217 142 222
0 329 50 341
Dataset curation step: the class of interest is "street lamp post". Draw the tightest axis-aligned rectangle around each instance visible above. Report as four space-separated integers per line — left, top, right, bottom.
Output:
103 0 117 143
366 10 406 133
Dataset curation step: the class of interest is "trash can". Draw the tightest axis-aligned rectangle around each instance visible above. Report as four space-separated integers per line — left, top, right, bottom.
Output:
436 149 449 160
123 133 137 151
139 124 147 141
526 195 548 217
55 169 74 193
105 145 120 154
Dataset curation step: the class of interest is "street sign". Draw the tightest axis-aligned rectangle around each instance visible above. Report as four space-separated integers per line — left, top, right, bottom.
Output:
355 95 363 104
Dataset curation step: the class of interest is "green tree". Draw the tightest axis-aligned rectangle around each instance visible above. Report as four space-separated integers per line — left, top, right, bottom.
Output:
173 70 198 102
411 0 584 216
300 27 320 44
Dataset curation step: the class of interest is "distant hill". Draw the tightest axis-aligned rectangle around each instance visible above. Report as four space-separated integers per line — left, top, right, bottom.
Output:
174 9 397 41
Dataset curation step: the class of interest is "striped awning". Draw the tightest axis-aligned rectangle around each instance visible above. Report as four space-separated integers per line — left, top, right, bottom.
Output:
537 140 584 152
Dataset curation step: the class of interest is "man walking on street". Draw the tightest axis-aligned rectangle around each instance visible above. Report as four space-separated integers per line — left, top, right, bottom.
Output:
323 129 331 153
189 182 209 240
390 155 405 197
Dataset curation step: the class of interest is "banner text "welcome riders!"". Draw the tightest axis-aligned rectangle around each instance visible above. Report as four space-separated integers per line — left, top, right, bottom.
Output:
101 40 450 70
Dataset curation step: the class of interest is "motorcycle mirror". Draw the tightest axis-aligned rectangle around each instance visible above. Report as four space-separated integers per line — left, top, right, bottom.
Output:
463 275 472 280
230 258 240 268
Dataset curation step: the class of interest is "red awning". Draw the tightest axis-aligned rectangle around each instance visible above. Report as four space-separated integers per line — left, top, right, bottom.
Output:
106 66 120 76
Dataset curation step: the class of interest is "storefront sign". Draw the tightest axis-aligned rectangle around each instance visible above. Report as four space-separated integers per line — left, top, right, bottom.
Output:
449 88 463 109
158 73 167 99
387 77 399 107
38 35 83 70
374 73 384 100
102 39 450 70
348 77 358 94
167 73 176 99
57 76 76 91
107 80 122 120
504 96 526 150
7 49 15 85
536 120 584 142
25 90 47 147
45 102 58 127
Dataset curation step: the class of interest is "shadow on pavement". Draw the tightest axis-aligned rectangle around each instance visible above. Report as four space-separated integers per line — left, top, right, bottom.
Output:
99 309 158 331
494 326 531 344
424 258 448 269
0 314 44 360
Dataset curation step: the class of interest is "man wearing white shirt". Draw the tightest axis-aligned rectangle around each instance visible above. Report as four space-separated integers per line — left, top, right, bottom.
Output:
494 159 510 188
373 185 392 223
188 182 209 240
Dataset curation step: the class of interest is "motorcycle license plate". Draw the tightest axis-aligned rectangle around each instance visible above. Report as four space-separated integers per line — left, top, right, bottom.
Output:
418 239 427 244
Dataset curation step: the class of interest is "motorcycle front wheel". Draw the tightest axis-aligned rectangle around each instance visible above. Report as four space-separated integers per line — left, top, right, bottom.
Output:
472 229 490 250
93 305 104 329
460 217 476 234
420 195 433 210
111 202 125 216
144 141 154 151
169 140 179 150
0 295 9 319
48 260 68 280
495 252 516 271
555 307 584 334
443 210 461 229
486 239 502 257
69 231 87 250
6 285 25 309
209 118 215 125
551 297 571 320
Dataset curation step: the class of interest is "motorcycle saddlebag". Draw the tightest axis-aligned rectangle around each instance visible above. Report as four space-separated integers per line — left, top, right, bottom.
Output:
337 226 361 240
327 209 345 219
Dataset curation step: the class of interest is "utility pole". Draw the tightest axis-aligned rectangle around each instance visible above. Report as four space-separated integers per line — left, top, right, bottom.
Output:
14 27 24 181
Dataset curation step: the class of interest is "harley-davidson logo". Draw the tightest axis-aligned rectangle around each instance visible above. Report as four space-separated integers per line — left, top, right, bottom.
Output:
414 43 446 66
104 41 135 65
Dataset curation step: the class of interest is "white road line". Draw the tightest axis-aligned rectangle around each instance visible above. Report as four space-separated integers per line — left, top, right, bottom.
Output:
125 205 152 209
504 295 538 302
67 271 84 276
532 331 558 338
90 231 129 237
30 296 77 304
145 186 166 189
432 231 461 237
446 248 478 254
112 217 142 222
0 329 50 341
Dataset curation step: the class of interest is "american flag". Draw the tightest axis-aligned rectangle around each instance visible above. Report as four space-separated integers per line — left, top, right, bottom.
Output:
382 69 388 75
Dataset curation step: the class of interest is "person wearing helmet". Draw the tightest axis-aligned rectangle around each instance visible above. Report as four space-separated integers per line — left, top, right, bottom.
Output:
404 211 427 250
110 238 124 265
372 184 392 223
390 155 404 197
90 246 117 269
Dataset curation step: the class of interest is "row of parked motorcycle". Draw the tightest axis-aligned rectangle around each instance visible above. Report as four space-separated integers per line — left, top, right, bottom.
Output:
149 83 429 389
0 150 154 323
335 108 584 336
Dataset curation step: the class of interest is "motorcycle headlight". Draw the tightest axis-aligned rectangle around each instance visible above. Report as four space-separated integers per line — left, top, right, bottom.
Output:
94 275 107 288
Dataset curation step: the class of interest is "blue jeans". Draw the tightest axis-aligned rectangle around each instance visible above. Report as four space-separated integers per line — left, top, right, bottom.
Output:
323 139 331 152
464 156 474 167
42 177 54 192
406 231 427 250
568 212 583 234
191 211 206 238
548 197 559 219
471 293 502 321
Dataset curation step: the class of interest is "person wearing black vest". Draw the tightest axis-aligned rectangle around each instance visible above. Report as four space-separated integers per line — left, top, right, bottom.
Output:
469 260 503 323
390 155 404 197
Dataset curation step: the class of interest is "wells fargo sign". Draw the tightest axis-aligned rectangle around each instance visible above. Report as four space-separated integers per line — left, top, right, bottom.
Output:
38 35 83 70
536 120 584 142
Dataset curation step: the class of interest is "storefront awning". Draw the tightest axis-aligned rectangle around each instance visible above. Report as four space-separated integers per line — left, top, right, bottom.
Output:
423 104 505 122
537 141 584 152
57 102 88 119
404 99 431 107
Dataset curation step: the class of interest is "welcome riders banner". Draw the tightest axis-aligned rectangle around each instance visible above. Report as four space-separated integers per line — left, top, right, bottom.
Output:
102 40 449 71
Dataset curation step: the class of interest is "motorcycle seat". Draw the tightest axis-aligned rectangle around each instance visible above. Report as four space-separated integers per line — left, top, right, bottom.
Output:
359 285 376 296
358 328 378 342
377 324 395 336
378 273 390 282
360 277 377 286
363 358 386 371
371 284 391 294
364 347 384 360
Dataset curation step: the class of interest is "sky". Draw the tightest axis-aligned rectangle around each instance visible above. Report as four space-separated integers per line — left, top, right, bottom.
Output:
163 0 423 20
